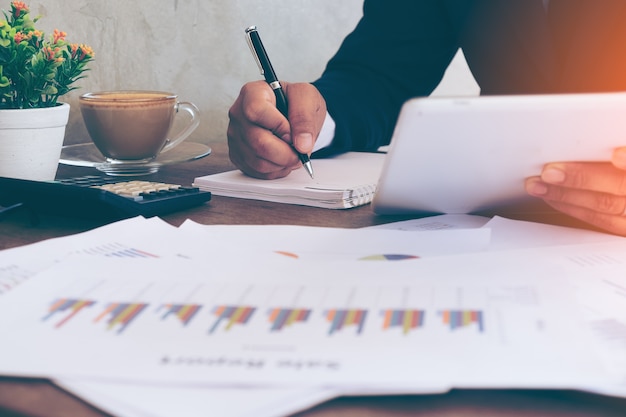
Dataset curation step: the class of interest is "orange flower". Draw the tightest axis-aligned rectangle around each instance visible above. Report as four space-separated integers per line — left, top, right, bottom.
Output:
2 1 94 108
42 46 62 62
11 1 28 17
70 43 93 60
78 44 94 60
52 29 66 44
13 31 27 44
42 46 54 60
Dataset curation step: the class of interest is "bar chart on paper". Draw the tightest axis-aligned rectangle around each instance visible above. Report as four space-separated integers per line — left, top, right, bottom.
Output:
268 308 312 332
381 309 425 335
159 303 203 326
209 305 257 333
35 275 547 350
325 309 368 335
439 309 484 332
273 250 422 262
79 242 161 258
95 302 149 334
0 247 600 389
43 298 97 329
0 264 33 295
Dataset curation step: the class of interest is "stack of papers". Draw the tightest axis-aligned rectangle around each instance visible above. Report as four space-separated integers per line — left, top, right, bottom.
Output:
1 215 625 416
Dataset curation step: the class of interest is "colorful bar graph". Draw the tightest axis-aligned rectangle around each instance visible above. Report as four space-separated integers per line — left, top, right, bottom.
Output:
359 254 419 261
42 298 96 328
94 302 148 334
209 305 256 334
160 303 202 326
82 243 159 258
381 309 425 334
106 247 159 258
325 309 368 335
267 308 311 331
0 265 29 295
439 309 484 332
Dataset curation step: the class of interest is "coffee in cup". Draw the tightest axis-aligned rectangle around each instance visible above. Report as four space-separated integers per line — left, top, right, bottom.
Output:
79 91 200 163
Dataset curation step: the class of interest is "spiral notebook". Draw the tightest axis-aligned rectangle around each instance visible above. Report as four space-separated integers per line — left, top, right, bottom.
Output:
193 152 385 209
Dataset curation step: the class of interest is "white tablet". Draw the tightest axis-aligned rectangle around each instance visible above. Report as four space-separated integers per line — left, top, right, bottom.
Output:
372 92 626 215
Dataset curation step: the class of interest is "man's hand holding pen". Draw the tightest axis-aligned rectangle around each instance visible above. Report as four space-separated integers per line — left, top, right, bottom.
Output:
227 80 326 180
227 26 321 180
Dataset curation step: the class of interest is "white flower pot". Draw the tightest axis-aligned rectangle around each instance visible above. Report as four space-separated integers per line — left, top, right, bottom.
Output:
0 103 70 181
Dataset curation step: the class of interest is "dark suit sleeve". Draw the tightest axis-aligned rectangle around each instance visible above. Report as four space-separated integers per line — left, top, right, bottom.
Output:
312 0 462 156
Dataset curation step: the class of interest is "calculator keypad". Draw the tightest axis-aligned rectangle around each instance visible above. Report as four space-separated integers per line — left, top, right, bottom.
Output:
0 175 211 220
94 181 181 197
55 176 194 200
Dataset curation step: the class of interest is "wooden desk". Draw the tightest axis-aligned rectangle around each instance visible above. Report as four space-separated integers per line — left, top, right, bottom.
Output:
0 141 624 417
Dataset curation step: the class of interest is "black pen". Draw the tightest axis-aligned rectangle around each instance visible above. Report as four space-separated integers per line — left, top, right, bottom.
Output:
245 25 314 179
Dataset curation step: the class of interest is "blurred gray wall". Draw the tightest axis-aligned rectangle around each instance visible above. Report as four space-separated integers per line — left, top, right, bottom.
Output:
31 1 478 146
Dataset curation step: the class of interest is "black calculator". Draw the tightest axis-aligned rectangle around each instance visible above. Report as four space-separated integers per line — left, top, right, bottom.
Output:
0 175 212 221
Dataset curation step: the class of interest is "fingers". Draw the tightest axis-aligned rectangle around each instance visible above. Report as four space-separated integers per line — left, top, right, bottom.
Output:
536 197 626 236
525 161 626 235
612 147 626 170
535 162 626 196
226 81 327 179
283 83 327 155
227 81 300 179
525 176 626 215
227 124 297 180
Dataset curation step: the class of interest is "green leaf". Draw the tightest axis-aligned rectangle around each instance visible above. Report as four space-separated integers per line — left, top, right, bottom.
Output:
43 85 57 95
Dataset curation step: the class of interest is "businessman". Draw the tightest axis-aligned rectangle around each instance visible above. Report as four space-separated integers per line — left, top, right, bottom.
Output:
227 0 626 235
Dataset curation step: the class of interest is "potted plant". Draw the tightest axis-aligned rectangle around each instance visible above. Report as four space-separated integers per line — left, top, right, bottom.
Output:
0 1 93 180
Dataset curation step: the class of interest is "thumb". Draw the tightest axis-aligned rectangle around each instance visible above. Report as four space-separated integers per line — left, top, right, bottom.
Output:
283 82 327 155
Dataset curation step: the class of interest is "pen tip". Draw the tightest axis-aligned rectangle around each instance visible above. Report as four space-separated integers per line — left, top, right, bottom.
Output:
304 162 314 179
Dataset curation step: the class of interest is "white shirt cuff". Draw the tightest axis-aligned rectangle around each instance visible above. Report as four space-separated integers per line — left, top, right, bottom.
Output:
312 111 336 153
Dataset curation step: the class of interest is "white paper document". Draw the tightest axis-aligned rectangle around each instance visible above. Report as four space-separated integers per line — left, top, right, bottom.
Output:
365 214 491 231
0 233 622 393
176 221 492 260
1 215 625 417
55 379 338 417
0 216 493 417
0 216 182 297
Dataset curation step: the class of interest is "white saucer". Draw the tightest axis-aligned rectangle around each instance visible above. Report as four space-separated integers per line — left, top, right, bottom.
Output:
59 142 212 176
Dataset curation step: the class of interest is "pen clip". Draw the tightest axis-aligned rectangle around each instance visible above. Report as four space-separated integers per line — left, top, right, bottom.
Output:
245 26 264 76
